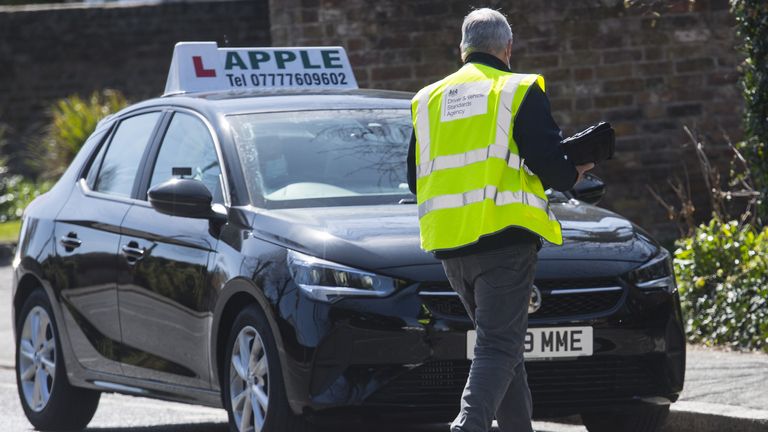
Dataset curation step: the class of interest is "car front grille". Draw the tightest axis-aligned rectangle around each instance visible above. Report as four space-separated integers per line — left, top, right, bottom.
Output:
365 357 665 409
421 278 624 320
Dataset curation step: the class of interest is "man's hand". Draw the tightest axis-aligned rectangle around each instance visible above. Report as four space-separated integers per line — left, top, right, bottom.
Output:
575 162 595 184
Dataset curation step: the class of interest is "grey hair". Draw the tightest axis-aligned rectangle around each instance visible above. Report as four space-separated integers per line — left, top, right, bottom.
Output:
460 8 513 61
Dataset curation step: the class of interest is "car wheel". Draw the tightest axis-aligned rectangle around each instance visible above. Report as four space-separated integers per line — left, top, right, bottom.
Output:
582 405 670 432
15 289 101 431
224 304 314 432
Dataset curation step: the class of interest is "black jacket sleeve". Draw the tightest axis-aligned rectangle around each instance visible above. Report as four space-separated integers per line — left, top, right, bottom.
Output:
513 84 579 192
407 130 417 195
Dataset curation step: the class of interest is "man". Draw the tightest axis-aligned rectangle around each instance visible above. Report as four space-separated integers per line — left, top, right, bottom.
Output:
406 8 594 432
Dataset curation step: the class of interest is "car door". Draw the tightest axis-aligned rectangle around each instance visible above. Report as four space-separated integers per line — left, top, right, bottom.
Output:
116 110 224 388
53 111 163 374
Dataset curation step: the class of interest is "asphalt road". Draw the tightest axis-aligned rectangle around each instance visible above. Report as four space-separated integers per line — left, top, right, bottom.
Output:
0 265 585 431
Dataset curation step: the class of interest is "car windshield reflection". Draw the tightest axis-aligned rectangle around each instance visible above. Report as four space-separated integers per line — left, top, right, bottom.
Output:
229 109 412 208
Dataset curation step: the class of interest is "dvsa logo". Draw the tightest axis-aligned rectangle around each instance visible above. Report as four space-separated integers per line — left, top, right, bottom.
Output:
448 88 459 96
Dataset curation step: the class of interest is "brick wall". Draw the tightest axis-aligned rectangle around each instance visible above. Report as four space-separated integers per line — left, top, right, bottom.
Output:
0 0 744 239
0 0 270 172
270 0 743 239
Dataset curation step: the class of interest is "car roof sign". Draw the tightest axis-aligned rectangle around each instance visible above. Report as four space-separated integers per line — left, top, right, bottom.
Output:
164 42 359 96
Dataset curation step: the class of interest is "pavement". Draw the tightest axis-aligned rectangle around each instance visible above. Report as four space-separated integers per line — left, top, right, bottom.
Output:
0 261 767 431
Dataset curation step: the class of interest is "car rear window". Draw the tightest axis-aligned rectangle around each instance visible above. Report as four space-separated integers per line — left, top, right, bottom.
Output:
229 109 412 208
92 112 161 198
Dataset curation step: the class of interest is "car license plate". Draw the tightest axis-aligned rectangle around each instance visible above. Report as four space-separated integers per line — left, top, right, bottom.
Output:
467 327 593 360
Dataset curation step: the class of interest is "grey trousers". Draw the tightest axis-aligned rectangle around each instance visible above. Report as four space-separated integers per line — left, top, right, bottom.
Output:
441 241 538 432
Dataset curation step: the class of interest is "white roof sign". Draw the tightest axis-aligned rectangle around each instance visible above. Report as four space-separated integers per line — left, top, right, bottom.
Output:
164 42 358 95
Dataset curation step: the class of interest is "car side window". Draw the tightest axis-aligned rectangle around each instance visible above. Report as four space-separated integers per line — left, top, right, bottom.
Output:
148 112 224 204
82 128 109 188
93 112 161 197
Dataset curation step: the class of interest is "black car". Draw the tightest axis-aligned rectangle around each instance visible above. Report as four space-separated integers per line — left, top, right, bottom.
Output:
12 88 685 432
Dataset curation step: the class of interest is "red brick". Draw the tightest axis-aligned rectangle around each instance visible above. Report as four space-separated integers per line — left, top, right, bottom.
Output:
594 94 634 109
561 51 601 65
516 54 560 69
603 78 645 93
595 64 633 79
549 98 573 111
301 9 318 22
675 57 715 73
644 77 666 91
707 71 739 85
371 65 412 81
590 36 626 50
574 68 594 81
602 49 643 64
568 38 590 50
527 38 565 52
641 120 680 133
674 87 714 102
667 103 703 117
604 107 643 121
612 122 638 137
544 68 571 81
346 37 366 51
574 97 593 110
635 61 674 76
644 47 664 61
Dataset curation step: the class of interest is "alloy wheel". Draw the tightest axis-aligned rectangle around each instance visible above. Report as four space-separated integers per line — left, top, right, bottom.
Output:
229 325 270 432
18 306 56 412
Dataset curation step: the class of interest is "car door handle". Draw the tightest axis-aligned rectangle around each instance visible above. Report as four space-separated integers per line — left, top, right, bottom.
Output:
59 232 82 251
121 242 146 263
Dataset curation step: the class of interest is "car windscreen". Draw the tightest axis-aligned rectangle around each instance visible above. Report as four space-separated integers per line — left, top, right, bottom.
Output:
228 109 413 208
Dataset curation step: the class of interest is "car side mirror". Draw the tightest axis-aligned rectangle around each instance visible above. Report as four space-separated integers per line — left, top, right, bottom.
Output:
148 178 221 220
571 173 606 205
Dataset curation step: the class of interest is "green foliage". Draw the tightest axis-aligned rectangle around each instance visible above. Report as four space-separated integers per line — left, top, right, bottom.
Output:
0 126 7 169
674 220 768 352
2 120 53 222
34 89 128 179
0 174 53 223
733 1 768 222
0 220 21 243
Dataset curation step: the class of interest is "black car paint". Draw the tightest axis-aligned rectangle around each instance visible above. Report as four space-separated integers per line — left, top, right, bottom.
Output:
12 89 685 420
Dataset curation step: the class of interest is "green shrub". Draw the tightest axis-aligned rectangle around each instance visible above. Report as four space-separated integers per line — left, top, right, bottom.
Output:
0 174 53 223
733 1 768 222
674 219 768 352
33 89 128 179
1 124 52 222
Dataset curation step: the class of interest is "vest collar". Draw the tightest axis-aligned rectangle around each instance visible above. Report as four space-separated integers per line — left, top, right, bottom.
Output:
464 52 511 73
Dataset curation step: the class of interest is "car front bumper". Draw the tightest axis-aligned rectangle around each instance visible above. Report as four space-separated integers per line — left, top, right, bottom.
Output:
280 279 686 421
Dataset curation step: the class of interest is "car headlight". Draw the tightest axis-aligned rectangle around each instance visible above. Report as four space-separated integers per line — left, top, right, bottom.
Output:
630 247 676 293
287 250 404 302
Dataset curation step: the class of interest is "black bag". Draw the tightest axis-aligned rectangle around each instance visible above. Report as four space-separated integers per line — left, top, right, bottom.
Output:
560 122 615 165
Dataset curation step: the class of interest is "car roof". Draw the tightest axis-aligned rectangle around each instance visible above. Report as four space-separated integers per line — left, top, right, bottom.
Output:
118 88 414 119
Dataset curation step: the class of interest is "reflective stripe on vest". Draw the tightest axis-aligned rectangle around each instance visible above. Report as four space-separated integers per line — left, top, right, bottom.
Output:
418 185 556 219
417 143 521 178
414 82 439 169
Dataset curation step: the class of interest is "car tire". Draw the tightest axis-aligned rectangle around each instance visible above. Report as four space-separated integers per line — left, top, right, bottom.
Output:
15 289 101 431
223 304 314 432
581 405 670 432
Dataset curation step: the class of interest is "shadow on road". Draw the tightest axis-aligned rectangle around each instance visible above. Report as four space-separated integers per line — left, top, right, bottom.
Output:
84 423 447 432
86 424 228 432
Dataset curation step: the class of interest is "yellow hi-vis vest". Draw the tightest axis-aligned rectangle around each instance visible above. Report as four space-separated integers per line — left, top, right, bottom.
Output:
412 62 563 252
